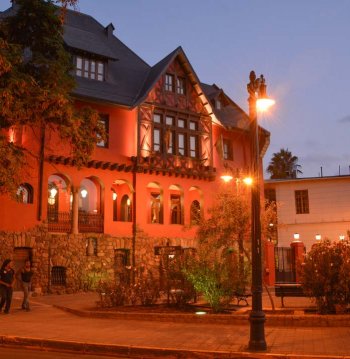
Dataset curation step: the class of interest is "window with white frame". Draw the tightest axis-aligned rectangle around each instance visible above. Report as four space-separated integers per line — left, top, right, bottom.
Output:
75 56 105 81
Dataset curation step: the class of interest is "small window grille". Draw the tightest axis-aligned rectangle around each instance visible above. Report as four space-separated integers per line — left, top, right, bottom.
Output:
51 266 67 286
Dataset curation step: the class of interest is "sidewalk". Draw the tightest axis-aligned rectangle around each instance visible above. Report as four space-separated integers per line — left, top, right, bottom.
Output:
0 292 349 358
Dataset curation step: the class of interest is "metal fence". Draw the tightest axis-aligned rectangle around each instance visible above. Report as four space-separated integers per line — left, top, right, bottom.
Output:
48 211 104 233
78 212 104 233
47 211 72 233
275 247 296 283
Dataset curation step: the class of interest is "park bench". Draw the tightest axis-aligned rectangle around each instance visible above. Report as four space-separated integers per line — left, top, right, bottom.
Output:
233 291 252 306
274 282 305 307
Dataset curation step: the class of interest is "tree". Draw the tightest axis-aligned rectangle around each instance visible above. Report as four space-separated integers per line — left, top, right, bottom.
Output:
183 187 252 312
0 0 104 194
266 148 302 179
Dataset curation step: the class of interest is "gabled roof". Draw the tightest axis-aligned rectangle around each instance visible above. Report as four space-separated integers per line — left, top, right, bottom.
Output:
201 83 250 130
201 82 270 156
133 46 218 122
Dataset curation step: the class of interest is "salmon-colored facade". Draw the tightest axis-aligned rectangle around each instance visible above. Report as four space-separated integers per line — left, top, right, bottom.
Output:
0 3 270 293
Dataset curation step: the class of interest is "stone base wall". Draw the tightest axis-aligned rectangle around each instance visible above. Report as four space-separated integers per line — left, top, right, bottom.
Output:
0 226 197 294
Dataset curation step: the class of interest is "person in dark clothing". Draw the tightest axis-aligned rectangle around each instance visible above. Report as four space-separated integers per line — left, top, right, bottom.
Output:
0 259 15 314
17 259 34 311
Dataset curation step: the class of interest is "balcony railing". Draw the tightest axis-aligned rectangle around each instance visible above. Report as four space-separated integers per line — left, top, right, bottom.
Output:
47 211 104 233
48 211 72 233
78 212 104 233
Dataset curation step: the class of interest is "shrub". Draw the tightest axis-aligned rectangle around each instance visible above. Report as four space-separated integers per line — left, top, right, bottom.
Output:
300 239 350 313
80 266 108 291
183 247 249 313
96 266 160 307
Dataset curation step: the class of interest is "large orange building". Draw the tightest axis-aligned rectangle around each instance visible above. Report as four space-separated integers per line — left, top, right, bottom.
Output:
0 2 270 293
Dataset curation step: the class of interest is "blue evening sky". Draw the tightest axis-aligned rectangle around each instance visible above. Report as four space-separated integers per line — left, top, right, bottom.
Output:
1 0 350 178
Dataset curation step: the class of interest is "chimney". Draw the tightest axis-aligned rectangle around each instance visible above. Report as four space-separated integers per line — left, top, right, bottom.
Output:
105 23 115 38
11 0 19 9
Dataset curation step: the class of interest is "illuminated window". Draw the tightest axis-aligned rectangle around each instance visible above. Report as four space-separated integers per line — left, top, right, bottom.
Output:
16 183 34 204
295 190 309 214
75 56 105 81
97 115 109 148
165 74 174 92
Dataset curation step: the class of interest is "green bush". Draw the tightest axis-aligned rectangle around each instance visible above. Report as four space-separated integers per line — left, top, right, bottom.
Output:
300 239 350 313
96 266 160 307
183 248 249 313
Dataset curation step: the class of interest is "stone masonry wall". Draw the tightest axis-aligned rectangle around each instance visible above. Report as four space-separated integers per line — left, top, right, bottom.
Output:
0 226 197 294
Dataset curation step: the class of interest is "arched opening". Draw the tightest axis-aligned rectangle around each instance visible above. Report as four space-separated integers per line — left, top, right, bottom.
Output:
16 183 34 204
169 184 184 225
189 186 204 225
78 177 104 233
147 182 163 224
47 174 71 232
120 194 132 222
190 200 201 225
111 179 134 222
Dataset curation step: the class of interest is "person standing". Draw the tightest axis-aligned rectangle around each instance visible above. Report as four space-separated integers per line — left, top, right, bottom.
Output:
18 260 34 311
0 259 15 314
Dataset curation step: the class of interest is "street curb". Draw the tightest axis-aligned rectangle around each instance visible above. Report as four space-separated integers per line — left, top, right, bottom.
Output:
1 335 349 359
53 305 350 327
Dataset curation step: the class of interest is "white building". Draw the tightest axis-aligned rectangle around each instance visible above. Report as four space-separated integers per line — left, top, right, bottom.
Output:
264 175 350 250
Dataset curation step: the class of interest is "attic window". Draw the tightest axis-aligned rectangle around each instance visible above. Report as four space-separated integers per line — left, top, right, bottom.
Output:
75 56 105 81
216 99 222 110
176 77 186 95
165 74 174 92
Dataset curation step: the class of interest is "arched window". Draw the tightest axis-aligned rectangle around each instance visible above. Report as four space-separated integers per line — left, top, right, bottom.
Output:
190 200 201 225
121 195 132 222
151 192 163 223
112 190 117 221
170 194 182 224
16 183 34 204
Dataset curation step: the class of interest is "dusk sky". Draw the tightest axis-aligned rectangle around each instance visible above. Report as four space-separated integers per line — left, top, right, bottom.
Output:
1 0 350 178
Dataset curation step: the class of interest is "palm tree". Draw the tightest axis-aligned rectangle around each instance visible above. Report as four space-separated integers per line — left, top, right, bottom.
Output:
267 148 302 179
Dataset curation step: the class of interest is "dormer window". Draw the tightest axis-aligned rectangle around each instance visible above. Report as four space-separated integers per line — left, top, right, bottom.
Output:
75 56 105 81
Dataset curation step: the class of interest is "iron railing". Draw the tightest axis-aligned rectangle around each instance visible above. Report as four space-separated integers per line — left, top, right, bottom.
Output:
47 211 72 233
47 211 104 233
78 212 104 233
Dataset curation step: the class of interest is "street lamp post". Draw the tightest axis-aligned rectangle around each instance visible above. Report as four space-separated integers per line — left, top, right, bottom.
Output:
247 70 274 351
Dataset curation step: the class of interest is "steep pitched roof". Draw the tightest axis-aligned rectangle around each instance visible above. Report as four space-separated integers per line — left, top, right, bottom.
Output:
63 8 150 106
201 82 250 130
133 47 218 124
201 83 270 156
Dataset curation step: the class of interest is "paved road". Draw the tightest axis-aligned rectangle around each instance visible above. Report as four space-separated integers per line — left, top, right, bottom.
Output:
1 292 350 358
0 347 132 359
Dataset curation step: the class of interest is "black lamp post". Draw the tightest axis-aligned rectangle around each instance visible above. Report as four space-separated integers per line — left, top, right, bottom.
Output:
247 70 274 351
